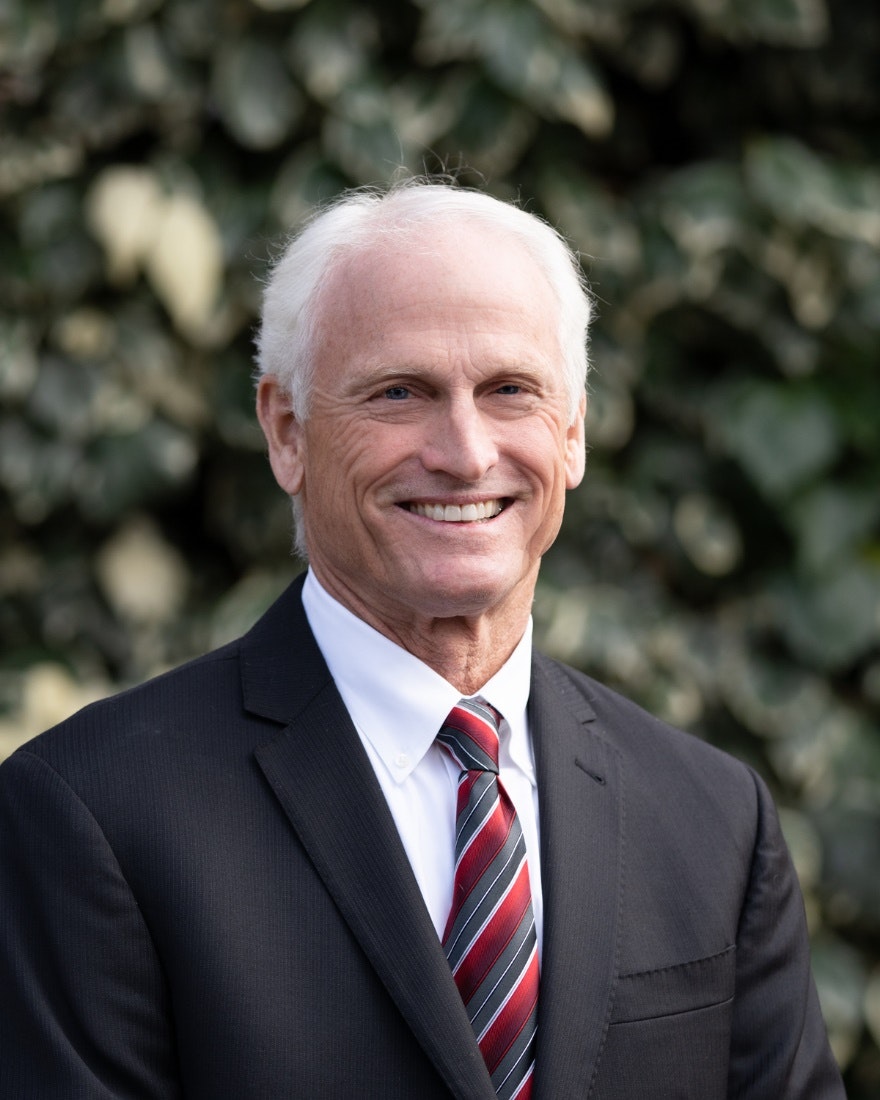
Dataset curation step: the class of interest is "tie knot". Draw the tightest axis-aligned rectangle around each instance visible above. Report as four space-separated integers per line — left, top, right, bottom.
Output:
436 698 501 774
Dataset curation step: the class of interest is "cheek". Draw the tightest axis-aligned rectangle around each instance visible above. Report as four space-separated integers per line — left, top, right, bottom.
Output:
304 423 367 491
514 435 572 542
302 425 408 521
513 426 573 490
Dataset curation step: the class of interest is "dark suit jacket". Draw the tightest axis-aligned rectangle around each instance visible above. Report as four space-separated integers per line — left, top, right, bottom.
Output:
0 577 844 1098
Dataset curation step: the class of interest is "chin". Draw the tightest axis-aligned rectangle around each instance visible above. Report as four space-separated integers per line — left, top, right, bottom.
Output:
404 569 524 620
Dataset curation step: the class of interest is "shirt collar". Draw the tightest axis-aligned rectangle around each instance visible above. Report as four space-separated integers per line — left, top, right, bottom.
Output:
301 570 534 786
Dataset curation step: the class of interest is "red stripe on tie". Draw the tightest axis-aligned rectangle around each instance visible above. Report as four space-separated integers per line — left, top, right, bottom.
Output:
447 706 499 762
455 796 513 890
479 948 540 1071
510 1064 535 1100
453 863 532 1001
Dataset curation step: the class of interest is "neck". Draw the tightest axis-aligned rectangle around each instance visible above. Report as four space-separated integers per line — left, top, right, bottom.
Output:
310 570 533 696
387 613 529 697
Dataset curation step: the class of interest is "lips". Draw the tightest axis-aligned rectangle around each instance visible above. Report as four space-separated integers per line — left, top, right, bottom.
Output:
404 499 505 522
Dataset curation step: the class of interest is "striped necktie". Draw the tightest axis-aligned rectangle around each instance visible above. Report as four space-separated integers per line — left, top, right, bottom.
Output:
437 699 539 1100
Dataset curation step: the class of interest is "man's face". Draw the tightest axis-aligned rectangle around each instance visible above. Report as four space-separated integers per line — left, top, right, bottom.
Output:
260 221 585 637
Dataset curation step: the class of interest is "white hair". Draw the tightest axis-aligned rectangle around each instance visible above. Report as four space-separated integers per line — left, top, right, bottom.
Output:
255 178 592 423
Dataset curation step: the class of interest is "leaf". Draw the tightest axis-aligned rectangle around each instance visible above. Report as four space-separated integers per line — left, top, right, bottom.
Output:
0 416 81 523
443 76 537 177
710 382 841 499
96 516 189 624
28 353 100 441
747 137 880 246
416 0 613 135
651 161 751 256
775 563 880 670
79 421 198 520
144 191 225 341
672 492 742 576
287 6 377 102
539 171 640 279
788 483 880 573
0 319 39 401
212 39 303 150
810 935 868 1069
710 0 829 47
817 806 880 924
86 165 164 284
865 967 880 1051
323 110 412 183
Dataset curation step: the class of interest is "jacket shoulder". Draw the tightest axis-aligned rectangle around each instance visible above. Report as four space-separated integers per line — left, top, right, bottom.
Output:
5 638 246 773
6 578 318 777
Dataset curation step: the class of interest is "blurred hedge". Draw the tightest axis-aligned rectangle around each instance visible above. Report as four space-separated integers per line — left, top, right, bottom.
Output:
1 0 878 1091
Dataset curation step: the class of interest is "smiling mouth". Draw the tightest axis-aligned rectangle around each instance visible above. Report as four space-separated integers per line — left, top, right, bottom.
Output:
403 499 507 523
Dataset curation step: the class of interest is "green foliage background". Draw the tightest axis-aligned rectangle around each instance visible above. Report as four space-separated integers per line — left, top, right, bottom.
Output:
1 0 879 1090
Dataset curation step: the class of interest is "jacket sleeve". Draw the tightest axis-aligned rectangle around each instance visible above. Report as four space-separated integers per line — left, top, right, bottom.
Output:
727 767 845 1099
0 748 180 1099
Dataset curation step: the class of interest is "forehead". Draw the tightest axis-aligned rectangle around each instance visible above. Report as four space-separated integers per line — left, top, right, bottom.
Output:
312 220 560 343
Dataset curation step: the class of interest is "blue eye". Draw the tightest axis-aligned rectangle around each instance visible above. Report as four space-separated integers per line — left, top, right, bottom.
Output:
496 384 521 395
384 386 410 400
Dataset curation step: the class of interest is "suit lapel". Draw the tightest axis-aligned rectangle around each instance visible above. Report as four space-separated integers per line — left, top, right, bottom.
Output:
240 580 496 1100
530 655 623 1100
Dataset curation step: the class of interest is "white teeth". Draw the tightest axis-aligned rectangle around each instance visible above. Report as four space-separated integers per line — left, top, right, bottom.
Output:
408 500 503 522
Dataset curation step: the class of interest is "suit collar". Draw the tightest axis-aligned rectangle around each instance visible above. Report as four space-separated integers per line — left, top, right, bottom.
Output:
530 654 623 1100
241 578 497 1100
238 574 326 726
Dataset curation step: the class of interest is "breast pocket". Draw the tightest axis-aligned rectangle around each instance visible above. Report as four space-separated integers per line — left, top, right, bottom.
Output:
610 944 736 1024
594 946 737 1099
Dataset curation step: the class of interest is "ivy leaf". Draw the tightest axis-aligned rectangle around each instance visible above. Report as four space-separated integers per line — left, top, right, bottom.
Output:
710 382 841 499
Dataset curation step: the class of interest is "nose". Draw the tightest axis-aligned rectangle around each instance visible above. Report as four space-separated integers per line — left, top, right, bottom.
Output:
420 397 499 482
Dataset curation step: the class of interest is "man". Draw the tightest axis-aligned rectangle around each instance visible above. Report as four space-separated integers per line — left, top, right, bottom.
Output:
0 180 844 1098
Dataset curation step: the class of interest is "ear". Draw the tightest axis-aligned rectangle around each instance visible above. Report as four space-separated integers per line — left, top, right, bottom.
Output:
564 392 587 489
256 375 305 496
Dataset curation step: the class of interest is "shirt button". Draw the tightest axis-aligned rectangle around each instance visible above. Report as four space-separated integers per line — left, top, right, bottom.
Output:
394 752 410 769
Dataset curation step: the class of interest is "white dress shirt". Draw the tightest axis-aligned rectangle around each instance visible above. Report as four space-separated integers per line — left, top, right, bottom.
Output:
301 569 543 952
